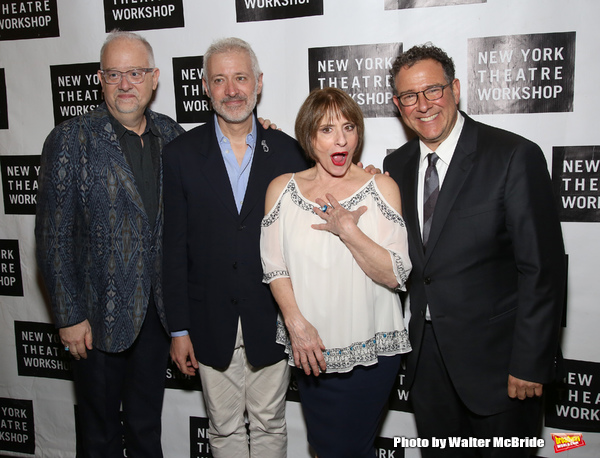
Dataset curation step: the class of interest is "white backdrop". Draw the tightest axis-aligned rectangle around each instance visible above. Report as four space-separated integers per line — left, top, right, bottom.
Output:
1 0 599 456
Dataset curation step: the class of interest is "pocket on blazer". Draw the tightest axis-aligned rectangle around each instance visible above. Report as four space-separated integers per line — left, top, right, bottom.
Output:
488 306 517 323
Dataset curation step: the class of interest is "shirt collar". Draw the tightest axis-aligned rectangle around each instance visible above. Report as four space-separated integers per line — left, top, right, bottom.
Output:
214 114 257 151
145 114 160 137
110 110 157 139
419 111 465 167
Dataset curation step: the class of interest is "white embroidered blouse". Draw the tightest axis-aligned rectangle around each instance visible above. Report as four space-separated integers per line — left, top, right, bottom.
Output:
260 175 412 373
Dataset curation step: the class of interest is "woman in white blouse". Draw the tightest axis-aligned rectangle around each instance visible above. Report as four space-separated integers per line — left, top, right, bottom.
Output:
260 87 412 457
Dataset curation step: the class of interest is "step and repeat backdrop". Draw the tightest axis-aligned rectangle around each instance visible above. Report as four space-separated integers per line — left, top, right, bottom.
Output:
1 0 599 456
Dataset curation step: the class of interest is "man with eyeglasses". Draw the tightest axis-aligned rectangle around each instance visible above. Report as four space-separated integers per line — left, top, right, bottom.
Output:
35 30 184 457
383 44 566 456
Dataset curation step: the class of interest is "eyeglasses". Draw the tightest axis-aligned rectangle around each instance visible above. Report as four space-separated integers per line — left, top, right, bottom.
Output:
397 83 452 107
100 68 155 85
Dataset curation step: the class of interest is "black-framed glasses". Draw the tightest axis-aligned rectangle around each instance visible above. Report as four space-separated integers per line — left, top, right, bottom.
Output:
99 68 155 85
397 83 452 107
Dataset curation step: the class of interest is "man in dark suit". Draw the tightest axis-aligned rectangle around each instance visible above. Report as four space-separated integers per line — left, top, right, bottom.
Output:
162 38 307 458
383 44 566 457
36 31 184 457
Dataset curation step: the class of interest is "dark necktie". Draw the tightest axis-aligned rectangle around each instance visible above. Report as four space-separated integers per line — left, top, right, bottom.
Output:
423 152 439 249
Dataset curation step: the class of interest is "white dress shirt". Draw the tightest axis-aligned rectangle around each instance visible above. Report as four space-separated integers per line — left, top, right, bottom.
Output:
417 112 464 320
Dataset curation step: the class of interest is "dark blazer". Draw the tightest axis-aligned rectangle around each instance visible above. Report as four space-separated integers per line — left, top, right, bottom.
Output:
162 116 308 368
383 112 566 416
35 103 185 352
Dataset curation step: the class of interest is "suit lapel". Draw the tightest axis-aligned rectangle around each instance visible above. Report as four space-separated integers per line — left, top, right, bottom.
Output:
199 119 241 219
93 107 150 227
239 127 274 221
400 145 425 265
424 115 478 261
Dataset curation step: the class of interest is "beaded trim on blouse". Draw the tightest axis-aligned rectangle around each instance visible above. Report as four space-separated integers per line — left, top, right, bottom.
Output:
261 177 406 228
276 320 411 373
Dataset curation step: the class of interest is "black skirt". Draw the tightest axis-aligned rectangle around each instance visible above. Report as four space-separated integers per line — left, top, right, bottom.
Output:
294 354 402 458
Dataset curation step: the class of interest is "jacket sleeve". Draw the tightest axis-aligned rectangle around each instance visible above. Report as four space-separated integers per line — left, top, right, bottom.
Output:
505 140 566 383
35 123 88 328
162 140 191 332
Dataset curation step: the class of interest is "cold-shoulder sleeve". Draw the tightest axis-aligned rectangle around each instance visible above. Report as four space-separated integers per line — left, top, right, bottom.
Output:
260 185 289 284
372 181 412 291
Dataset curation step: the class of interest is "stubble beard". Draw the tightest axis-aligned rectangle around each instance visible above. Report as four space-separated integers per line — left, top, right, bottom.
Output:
213 90 257 124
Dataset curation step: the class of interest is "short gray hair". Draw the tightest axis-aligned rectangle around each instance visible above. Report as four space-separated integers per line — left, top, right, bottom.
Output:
203 37 261 80
100 30 155 69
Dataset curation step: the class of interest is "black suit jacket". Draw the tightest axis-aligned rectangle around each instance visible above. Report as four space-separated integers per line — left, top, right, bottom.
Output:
162 116 307 368
383 113 566 415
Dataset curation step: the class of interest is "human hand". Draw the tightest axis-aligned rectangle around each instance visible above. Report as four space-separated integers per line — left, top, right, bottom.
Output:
170 334 199 376
312 193 367 237
258 117 281 130
59 320 93 360
356 161 388 175
286 316 327 376
508 374 543 400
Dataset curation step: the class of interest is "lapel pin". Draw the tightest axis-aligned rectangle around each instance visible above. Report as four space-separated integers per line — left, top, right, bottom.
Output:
262 140 269 153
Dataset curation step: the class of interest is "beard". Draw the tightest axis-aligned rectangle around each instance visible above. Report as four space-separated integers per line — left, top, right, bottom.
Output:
211 89 257 124
112 90 141 114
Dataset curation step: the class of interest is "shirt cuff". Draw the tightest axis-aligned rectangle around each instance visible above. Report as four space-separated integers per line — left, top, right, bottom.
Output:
171 330 189 337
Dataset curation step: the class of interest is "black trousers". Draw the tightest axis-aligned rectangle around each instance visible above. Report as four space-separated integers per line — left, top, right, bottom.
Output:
72 301 170 458
410 322 542 458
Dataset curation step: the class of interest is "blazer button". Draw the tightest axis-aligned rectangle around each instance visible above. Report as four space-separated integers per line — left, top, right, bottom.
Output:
424 277 432 285
231 299 238 305
238 225 246 231
233 261 238 269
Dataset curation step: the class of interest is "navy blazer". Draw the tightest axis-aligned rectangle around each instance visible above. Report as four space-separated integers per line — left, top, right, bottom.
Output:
35 103 185 353
162 116 308 368
384 113 566 415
